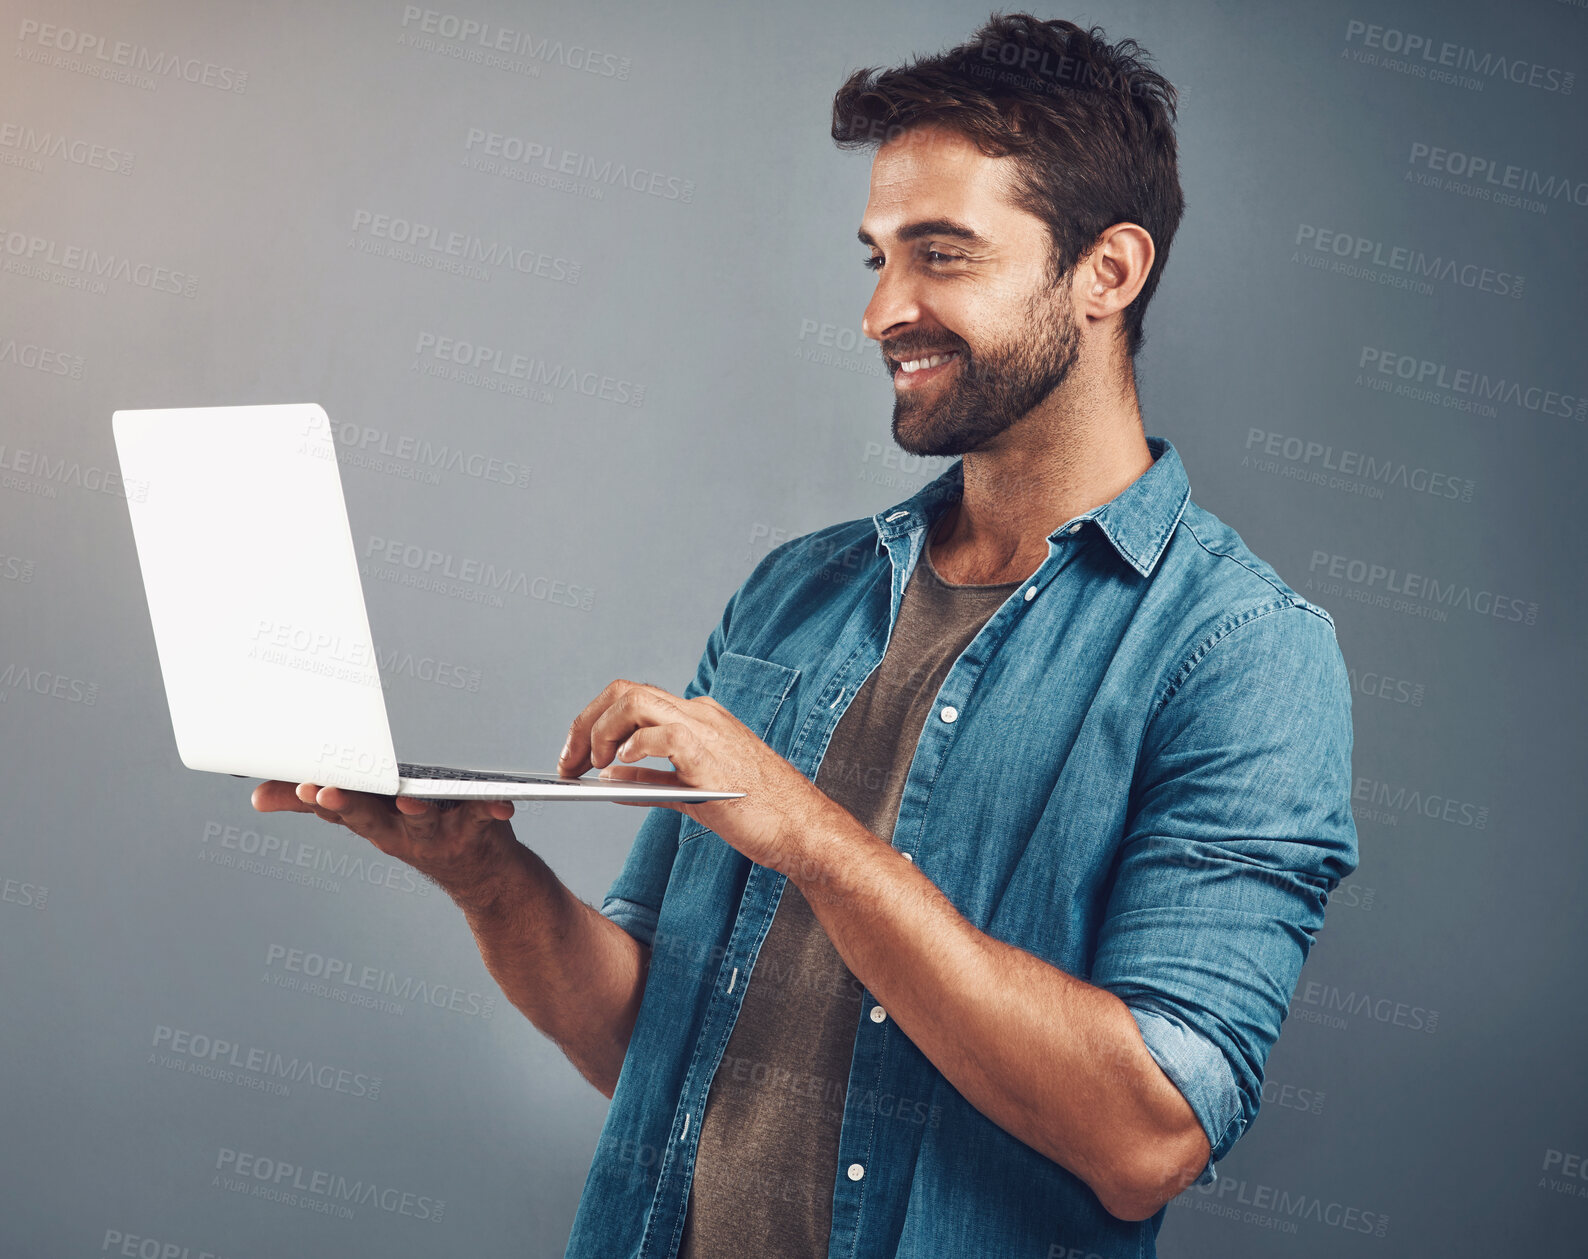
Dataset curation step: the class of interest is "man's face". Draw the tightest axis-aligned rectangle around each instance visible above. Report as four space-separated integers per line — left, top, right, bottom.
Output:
858 125 1080 457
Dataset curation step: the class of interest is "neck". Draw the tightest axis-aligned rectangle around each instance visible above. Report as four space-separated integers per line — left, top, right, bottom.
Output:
926 377 1153 586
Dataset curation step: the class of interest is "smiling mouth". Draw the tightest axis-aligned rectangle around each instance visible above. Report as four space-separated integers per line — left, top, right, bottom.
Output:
895 349 952 373
891 350 961 384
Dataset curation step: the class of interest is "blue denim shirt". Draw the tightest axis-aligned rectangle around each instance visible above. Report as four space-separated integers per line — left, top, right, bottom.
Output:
566 435 1359 1259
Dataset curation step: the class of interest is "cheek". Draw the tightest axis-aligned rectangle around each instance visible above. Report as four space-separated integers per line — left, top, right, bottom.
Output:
947 282 1040 345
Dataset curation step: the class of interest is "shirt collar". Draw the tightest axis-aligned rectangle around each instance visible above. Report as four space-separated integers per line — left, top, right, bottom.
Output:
871 434 1191 579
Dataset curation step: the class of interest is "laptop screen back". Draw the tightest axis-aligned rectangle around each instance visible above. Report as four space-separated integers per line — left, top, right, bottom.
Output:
112 403 401 794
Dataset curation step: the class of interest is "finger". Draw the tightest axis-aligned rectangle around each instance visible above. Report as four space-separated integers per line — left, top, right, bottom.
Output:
588 688 688 770
394 795 515 823
282 782 349 827
559 679 641 777
595 762 685 786
314 786 409 841
594 766 696 819
253 781 317 813
611 723 686 765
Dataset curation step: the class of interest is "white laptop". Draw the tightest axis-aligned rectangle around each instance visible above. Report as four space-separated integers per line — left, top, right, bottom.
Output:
111 402 742 804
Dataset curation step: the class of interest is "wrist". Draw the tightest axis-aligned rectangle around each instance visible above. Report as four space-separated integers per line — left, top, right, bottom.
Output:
431 821 530 917
780 792 861 903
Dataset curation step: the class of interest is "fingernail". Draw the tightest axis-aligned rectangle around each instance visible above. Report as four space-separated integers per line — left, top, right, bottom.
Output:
559 738 572 763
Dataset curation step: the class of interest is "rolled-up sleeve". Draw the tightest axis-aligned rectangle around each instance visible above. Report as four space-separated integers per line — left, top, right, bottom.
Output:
597 572 747 949
1091 601 1360 1183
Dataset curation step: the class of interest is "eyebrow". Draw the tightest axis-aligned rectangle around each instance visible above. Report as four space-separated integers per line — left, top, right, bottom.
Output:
856 218 990 249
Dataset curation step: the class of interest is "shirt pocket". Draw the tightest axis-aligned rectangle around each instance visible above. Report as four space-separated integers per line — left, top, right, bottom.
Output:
677 651 800 845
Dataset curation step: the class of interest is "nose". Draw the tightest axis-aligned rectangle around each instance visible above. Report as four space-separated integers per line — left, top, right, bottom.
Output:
861 264 923 345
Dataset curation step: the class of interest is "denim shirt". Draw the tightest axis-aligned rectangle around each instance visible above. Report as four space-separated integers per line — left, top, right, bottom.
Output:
566 435 1359 1259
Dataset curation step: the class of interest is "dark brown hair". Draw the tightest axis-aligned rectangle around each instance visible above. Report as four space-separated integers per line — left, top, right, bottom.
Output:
832 13 1184 361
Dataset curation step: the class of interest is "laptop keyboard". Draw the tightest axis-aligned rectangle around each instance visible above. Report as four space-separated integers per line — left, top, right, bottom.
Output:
398 762 571 784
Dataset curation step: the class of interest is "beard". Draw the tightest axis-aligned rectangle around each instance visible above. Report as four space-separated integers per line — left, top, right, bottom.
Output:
887 283 1081 458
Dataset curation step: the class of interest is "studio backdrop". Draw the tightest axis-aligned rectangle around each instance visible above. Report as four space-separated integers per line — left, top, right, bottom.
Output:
2 1 1583 1256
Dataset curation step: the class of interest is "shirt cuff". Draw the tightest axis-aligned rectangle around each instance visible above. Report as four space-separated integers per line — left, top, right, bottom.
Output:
599 895 660 950
1126 1003 1244 1186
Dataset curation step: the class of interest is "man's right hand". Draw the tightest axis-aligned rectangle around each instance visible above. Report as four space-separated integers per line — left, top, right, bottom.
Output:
249 779 648 1097
251 781 518 910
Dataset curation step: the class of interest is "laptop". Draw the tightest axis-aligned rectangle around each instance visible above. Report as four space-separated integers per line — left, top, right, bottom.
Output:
110 402 742 804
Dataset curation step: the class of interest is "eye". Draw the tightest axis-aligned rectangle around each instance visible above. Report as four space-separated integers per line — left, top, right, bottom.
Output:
924 249 957 265
862 254 884 271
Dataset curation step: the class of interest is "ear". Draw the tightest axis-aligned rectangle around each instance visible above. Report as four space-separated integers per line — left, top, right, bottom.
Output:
1076 222 1155 322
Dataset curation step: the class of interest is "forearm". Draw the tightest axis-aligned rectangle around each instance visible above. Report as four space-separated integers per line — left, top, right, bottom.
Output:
791 801 1207 1219
445 832 648 1098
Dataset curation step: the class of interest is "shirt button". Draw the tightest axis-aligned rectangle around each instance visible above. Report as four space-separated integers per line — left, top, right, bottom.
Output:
847 1163 865 1182
870 1006 887 1024
1068 522 1082 534
939 705 958 723
901 852 914 863
1023 585 1037 602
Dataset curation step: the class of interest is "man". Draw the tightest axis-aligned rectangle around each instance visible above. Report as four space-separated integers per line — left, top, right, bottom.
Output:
255 15 1358 1258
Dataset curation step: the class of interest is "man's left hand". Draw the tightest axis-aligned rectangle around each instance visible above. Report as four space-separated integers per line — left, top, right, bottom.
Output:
557 679 832 871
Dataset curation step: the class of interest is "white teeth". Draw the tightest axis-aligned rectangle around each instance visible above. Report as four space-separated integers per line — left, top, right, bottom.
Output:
898 352 957 374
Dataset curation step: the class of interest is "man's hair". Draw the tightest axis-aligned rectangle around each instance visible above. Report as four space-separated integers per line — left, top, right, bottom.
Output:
832 13 1184 361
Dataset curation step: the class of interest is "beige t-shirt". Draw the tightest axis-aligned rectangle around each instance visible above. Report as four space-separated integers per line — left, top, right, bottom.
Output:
678 540 1020 1259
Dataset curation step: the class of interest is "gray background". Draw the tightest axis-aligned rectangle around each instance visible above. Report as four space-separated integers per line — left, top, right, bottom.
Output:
2 0 1584 1254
